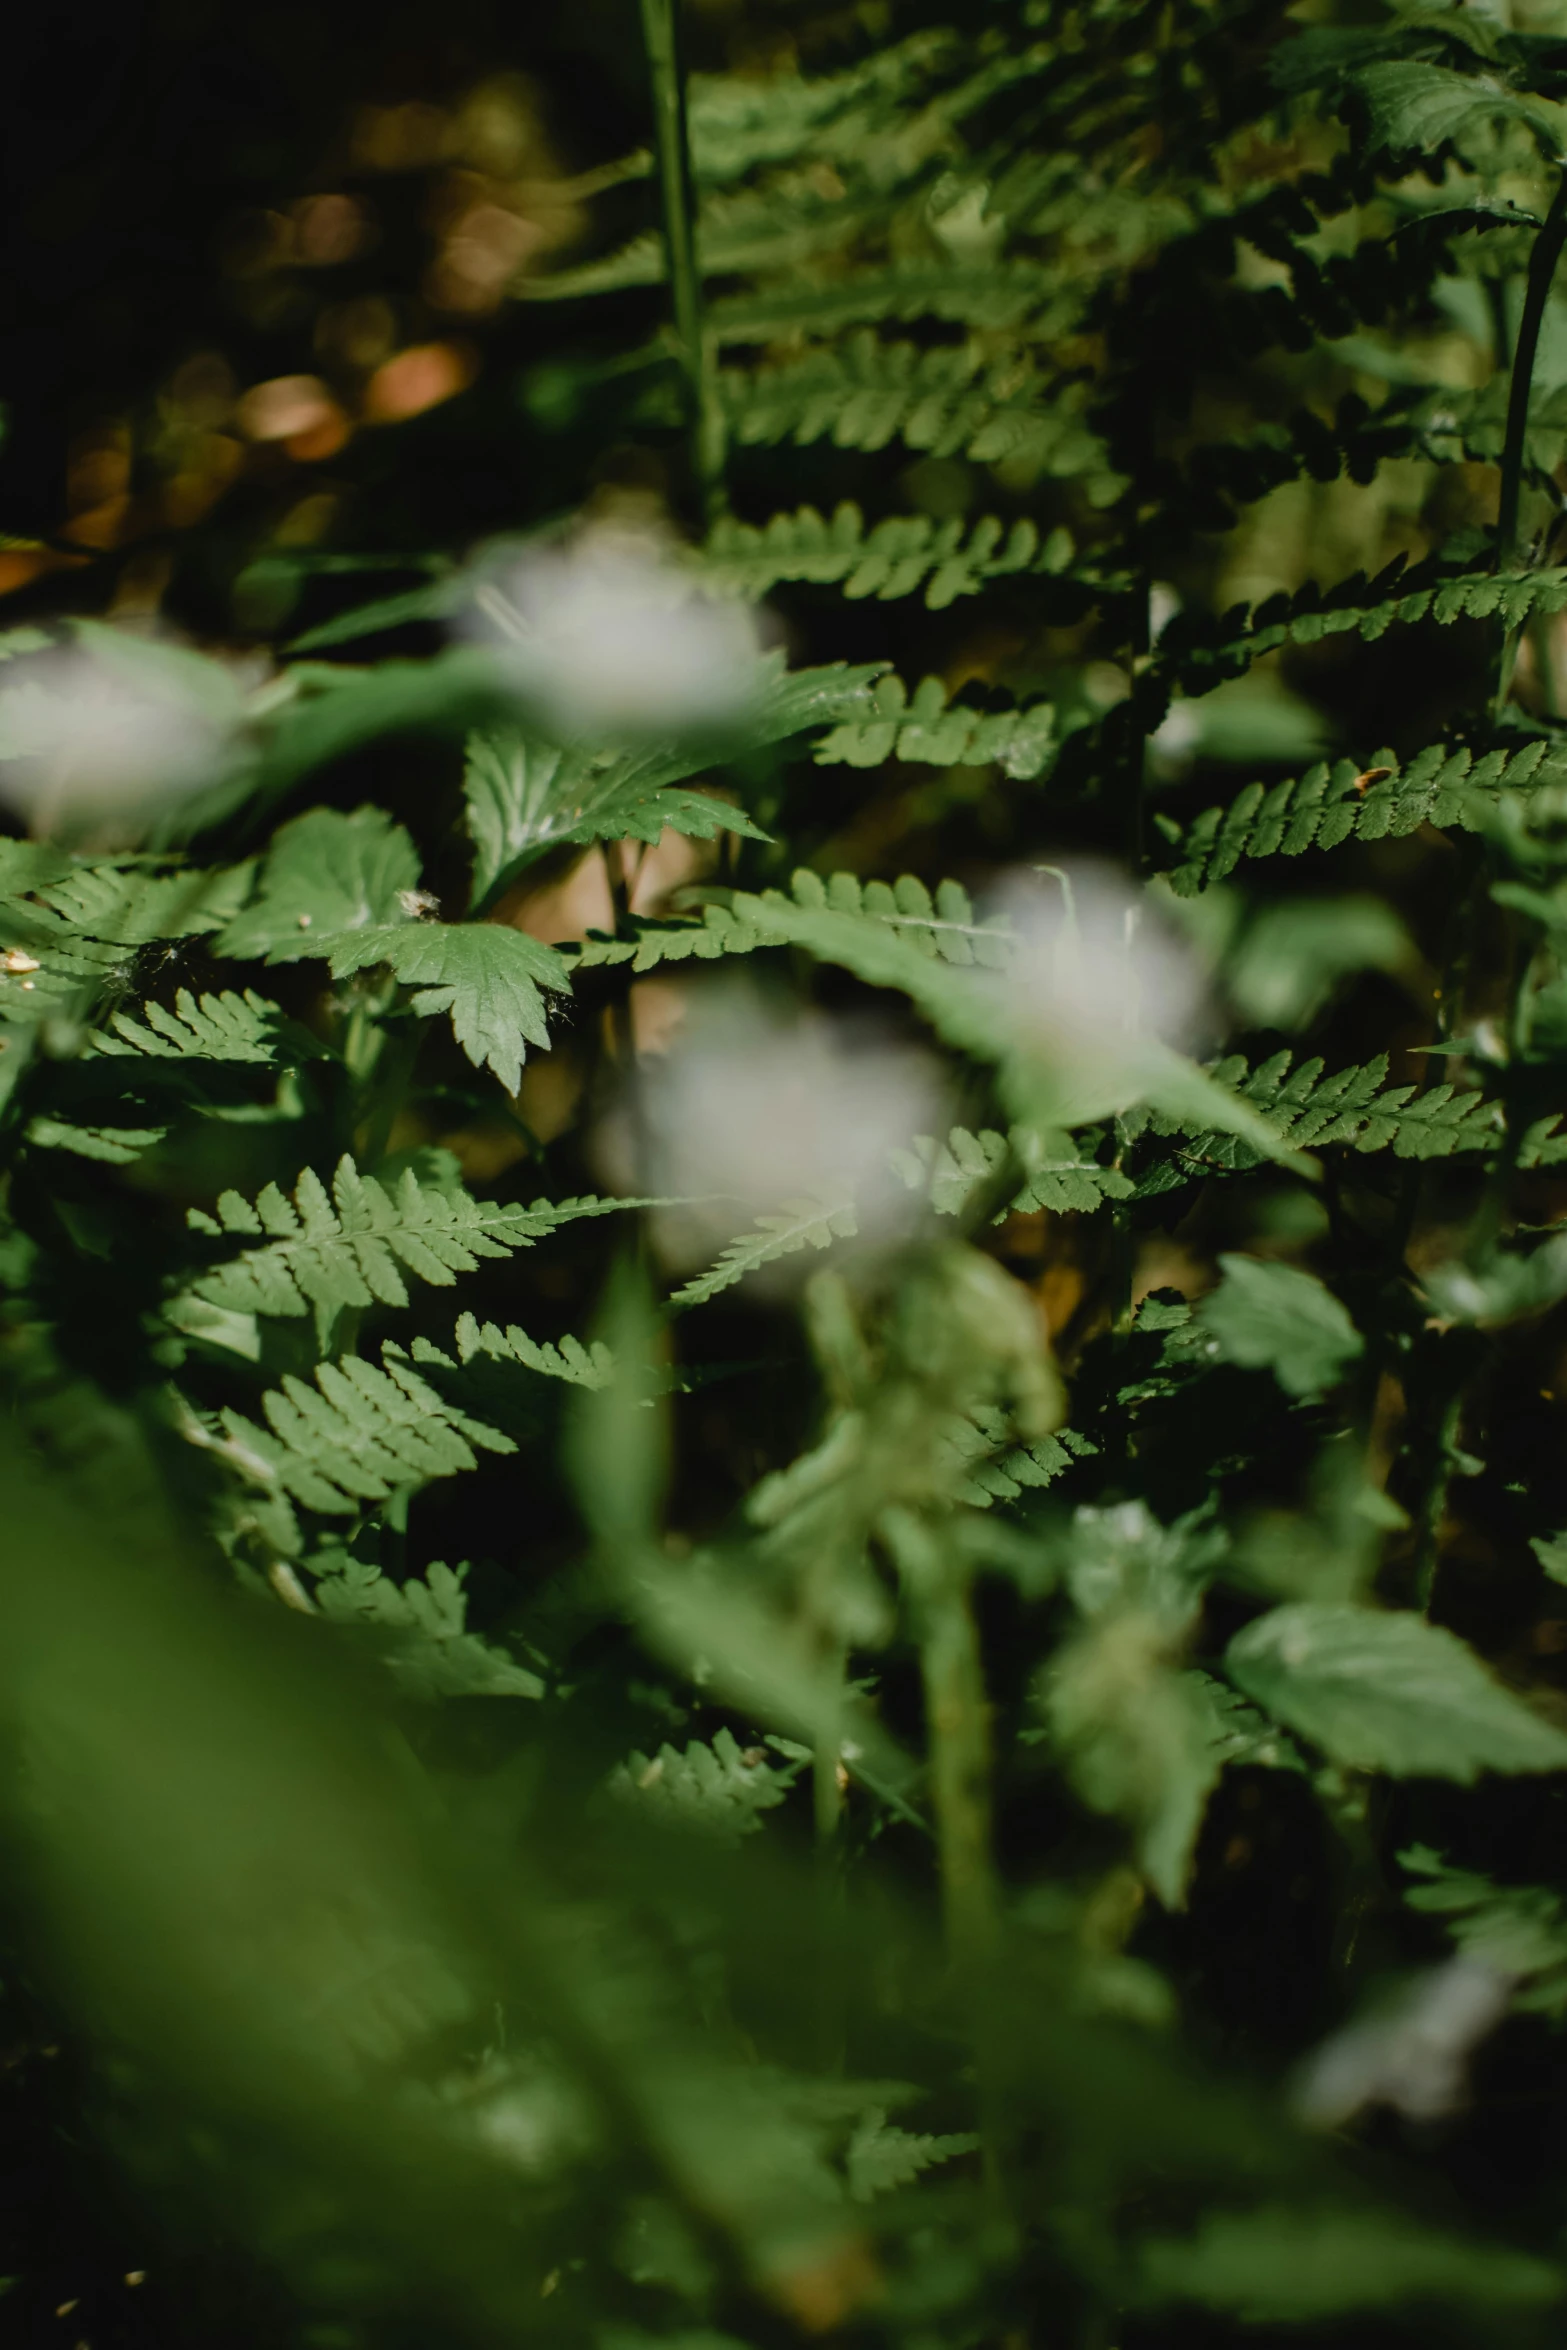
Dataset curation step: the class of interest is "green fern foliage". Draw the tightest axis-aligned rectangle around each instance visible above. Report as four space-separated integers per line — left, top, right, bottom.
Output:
720 334 1116 484
572 869 1011 976
89 987 312 1064
893 1127 1135 1218
1133 1051 1497 1189
607 1727 799 1841
845 2108 979 2201
696 503 1076 609
669 1198 860 1309
183 1156 628 1342
203 1351 514 1520
814 673 1057 778
310 1555 544 1700
1163 739 1567 893
418 1309 615 1389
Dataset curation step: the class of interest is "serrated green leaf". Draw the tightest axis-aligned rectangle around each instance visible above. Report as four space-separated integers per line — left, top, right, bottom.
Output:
1227 1603 1567 1779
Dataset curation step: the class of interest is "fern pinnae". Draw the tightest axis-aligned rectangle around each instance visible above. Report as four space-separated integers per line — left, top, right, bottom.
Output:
669 1197 861 1309
209 1350 514 1519
1163 737 1566 893
89 987 311 1065
181 1155 638 1343
694 501 1076 609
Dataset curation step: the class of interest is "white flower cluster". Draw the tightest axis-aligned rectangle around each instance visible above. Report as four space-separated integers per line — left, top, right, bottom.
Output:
607 984 944 1279
463 524 766 741
1293 1956 1514 2129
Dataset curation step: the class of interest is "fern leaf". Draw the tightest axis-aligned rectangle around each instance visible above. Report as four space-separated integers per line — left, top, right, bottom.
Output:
324 922 570 1092
1162 739 1567 893
669 1197 859 1309
20 858 255 947
845 2108 979 2201
1166 565 1567 696
206 1351 514 1517
721 334 1116 485
570 867 1011 977
1132 1050 1498 1190
941 1405 1098 1508
449 1308 614 1388
311 1554 543 1699
182 1154 631 1343
892 1126 1134 1217
814 672 1058 778
607 1726 800 1841
695 503 1073 610
1401 1845 1567 2014
26 1114 168 1163
89 986 311 1064
710 259 1073 343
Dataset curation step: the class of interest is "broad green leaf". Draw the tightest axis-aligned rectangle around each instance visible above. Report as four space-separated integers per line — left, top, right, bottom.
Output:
219 806 422 963
1198 1253 1362 1397
1140 2204 1560 2319
325 922 570 1091
1227 1602 1567 1779
1353 60 1567 159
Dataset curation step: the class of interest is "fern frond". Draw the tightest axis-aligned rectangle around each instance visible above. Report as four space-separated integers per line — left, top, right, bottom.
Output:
311 1555 544 1699
687 33 955 183
570 868 1011 977
1162 738 1566 894
89 987 311 1064
1165 563 1567 696
1401 1845 1567 2015
710 260 1074 344
26 1114 168 1163
695 503 1077 610
669 1197 859 1309
813 672 1057 778
892 1127 1134 1217
203 1351 514 1518
846 2108 979 2201
445 1308 614 1388
720 334 1115 485
1132 1050 1498 1189
607 1726 800 1841
941 1406 1098 1509
182 1154 632 1343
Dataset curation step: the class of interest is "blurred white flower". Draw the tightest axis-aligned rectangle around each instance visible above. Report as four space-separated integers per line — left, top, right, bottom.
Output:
986 862 1208 1117
1293 1956 1514 2130
0 627 250 837
604 984 945 1278
461 524 766 741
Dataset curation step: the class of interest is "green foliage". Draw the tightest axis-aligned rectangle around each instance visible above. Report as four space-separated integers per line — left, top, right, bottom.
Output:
1197 1254 1364 1398
696 502 1076 608
1226 1604 1567 1780
14 0 1567 2335
184 1155 626 1342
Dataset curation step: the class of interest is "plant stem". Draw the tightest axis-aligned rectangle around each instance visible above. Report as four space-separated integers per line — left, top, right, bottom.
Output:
637 0 726 520
1494 166 1567 711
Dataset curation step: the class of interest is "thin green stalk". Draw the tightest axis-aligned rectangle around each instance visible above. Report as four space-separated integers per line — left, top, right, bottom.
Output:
637 0 726 519
1494 165 1567 712
919 1580 1000 1980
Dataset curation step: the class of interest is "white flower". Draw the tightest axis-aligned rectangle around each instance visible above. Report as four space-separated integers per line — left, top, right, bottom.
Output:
0 628 249 836
984 862 1208 1120
607 984 945 1278
1292 1957 1514 2129
461 524 766 741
